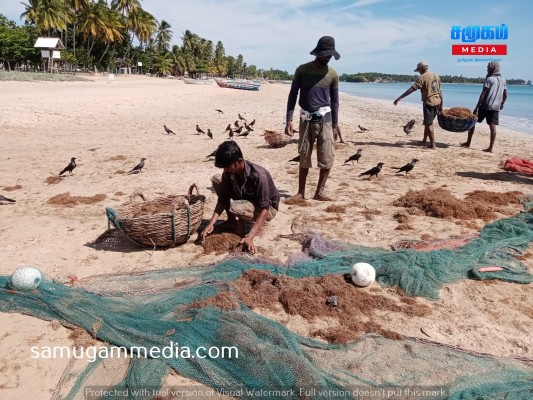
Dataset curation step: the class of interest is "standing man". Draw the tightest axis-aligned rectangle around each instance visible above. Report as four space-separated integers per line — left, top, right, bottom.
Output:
460 62 507 153
285 36 343 202
393 61 443 149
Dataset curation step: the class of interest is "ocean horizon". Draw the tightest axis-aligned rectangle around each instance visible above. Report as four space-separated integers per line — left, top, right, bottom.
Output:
340 82 533 135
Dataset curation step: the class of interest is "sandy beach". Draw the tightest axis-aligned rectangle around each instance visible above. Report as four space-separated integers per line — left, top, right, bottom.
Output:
0 74 532 398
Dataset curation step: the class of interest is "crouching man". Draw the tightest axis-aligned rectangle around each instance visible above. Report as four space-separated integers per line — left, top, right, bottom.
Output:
201 141 280 253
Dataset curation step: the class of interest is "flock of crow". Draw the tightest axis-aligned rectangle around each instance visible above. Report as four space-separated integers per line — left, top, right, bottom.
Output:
0 114 421 205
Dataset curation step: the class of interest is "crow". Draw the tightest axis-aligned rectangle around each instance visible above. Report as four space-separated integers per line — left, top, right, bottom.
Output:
244 122 254 131
207 129 213 139
164 125 175 135
343 149 363 165
59 157 77 176
0 195 16 203
288 155 300 163
224 124 232 132
249 119 256 126
128 158 146 174
233 126 243 134
215 109 224 114
196 125 205 135
234 120 240 128
238 113 247 122
239 130 250 138
403 119 416 135
359 162 384 179
391 159 419 175
358 125 369 132
228 128 234 139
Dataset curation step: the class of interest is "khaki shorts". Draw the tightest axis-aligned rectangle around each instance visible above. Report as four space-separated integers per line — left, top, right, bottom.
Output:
298 119 335 169
211 175 277 221
229 199 277 222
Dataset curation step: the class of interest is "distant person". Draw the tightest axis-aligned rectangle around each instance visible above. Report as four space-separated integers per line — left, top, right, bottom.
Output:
460 62 507 153
201 141 279 254
285 36 344 202
393 61 443 149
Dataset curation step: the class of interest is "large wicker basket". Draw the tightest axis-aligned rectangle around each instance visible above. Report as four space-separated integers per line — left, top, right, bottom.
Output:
106 184 205 247
437 112 477 132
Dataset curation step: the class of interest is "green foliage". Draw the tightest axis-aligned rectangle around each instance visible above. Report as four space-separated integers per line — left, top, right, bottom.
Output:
0 14 40 68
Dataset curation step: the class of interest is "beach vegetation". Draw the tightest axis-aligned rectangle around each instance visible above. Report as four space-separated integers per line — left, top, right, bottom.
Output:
1 2 292 80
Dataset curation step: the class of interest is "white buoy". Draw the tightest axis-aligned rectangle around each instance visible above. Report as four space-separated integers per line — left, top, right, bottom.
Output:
350 262 376 287
10 266 42 290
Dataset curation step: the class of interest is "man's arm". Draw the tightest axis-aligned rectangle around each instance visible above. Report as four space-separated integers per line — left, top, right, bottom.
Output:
393 87 416 105
285 69 300 136
201 202 225 240
500 88 507 110
474 86 489 114
239 208 268 253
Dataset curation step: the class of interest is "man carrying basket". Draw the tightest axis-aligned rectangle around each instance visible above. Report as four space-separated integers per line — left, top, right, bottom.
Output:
460 62 507 153
394 61 443 149
201 141 280 254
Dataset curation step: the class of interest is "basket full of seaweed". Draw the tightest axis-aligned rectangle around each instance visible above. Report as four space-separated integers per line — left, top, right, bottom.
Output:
437 107 478 132
106 184 205 247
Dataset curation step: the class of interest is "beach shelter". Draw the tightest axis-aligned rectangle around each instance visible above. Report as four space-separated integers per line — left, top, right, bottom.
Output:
34 37 65 73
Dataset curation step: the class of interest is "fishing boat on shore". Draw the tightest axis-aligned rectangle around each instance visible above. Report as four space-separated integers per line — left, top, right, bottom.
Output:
214 78 261 91
183 77 214 85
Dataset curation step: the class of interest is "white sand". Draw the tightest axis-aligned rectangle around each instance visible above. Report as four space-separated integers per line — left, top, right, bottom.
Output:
0 75 532 397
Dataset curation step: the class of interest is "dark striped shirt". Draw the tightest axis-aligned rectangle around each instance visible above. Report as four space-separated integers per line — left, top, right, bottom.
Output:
286 61 340 127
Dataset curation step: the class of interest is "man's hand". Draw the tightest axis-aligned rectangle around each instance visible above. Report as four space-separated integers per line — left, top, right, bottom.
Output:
393 98 401 106
200 223 214 241
238 236 256 254
284 121 294 137
333 126 345 144
500 103 505 110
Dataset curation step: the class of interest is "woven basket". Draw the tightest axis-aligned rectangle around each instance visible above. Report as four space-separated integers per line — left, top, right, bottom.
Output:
437 113 477 132
106 184 205 247
264 130 290 148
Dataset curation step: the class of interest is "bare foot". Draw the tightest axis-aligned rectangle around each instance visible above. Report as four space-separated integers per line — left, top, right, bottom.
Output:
288 193 305 201
460 142 470 148
482 148 493 153
313 193 333 201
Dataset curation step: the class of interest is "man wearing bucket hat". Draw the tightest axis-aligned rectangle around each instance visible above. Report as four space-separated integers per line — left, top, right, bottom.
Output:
460 62 507 153
393 61 443 149
285 36 344 202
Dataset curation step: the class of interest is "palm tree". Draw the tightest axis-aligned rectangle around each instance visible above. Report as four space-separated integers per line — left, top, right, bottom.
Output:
79 0 123 63
154 19 172 51
68 0 89 57
213 41 227 76
20 0 70 34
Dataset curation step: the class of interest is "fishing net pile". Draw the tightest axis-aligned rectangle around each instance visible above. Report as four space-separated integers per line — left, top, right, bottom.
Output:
1 205 533 399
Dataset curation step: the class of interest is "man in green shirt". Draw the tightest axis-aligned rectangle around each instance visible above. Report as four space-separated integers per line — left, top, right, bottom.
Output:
285 36 343 201
394 61 443 149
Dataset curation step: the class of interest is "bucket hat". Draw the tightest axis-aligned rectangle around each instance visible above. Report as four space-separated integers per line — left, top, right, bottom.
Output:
310 36 340 60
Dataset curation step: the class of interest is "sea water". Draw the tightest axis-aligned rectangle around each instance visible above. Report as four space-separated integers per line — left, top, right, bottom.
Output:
339 82 533 135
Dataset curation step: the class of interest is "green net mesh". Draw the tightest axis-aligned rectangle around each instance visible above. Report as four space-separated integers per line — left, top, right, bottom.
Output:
1 208 532 399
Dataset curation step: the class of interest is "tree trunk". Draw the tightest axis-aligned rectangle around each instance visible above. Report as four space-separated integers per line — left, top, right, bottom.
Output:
97 43 110 69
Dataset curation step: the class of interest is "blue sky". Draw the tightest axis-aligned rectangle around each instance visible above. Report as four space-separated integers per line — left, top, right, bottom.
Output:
3 0 532 79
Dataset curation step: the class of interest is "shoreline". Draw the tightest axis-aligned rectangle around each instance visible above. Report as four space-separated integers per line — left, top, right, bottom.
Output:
0 75 531 398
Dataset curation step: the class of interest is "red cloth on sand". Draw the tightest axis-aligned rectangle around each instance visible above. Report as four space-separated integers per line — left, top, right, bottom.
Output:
503 158 533 175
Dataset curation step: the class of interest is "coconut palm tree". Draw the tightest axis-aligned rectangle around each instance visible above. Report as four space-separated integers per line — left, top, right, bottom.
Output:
21 0 70 34
79 0 123 62
154 19 172 51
